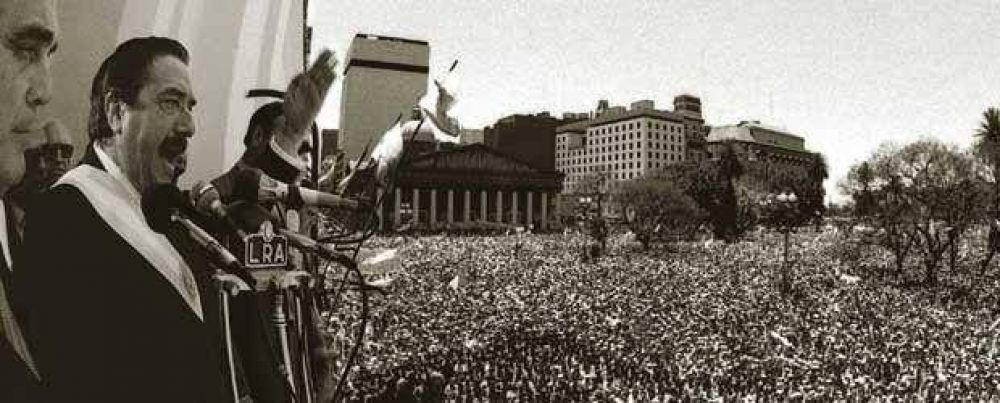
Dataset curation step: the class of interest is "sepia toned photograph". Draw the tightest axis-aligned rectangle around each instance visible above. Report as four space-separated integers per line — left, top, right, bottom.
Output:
0 0 998 401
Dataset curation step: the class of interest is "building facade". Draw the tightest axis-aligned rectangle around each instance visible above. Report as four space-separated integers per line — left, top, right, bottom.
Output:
555 96 707 194
484 112 574 171
705 121 820 191
339 34 430 163
377 117 564 231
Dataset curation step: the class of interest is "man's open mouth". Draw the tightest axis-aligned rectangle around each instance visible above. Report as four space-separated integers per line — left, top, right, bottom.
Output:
159 136 188 181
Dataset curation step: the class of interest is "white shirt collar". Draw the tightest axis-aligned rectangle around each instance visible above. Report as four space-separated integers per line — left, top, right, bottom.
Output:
269 137 308 172
93 142 142 207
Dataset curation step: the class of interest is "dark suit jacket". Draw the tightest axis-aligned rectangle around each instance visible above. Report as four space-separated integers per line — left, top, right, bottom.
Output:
17 147 228 402
0 242 40 403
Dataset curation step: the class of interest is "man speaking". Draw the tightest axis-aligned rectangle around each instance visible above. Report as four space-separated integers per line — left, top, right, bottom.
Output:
18 37 229 401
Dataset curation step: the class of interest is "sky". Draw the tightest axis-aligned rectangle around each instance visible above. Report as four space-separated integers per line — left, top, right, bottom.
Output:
309 0 1000 202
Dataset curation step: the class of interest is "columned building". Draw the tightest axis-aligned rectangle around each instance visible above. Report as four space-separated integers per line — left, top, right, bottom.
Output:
379 118 563 231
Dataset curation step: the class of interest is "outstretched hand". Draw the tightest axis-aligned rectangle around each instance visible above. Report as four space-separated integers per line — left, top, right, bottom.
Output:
281 49 337 146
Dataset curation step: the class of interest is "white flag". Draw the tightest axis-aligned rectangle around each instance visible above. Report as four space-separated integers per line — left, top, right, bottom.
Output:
369 277 394 287
363 248 398 266
418 60 461 144
769 330 794 349
448 274 461 291
370 118 404 184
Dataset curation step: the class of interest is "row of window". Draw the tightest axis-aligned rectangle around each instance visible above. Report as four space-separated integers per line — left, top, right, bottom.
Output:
556 139 683 154
558 153 682 173
557 127 686 145
565 170 644 182
583 120 684 136
558 131 683 145
557 149 683 163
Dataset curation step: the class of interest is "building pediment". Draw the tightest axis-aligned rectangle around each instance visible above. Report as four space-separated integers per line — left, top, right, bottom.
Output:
406 144 540 174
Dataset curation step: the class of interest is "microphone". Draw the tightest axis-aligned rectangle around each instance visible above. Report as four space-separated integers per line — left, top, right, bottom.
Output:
191 181 249 239
142 184 244 273
234 168 360 210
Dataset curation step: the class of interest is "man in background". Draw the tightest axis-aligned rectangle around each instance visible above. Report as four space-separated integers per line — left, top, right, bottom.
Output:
0 0 58 401
6 120 73 238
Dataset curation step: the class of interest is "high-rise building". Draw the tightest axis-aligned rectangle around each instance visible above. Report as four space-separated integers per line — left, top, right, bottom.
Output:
483 112 574 171
339 33 430 161
555 96 707 193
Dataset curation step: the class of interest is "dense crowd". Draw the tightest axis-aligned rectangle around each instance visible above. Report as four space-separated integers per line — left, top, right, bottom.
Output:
322 228 1000 401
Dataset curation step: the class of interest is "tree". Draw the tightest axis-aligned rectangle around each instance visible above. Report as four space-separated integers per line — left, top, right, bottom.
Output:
843 161 876 217
973 107 1000 270
973 107 1000 214
804 154 829 227
716 143 744 241
659 143 752 242
844 140 989 284
617 178 706 250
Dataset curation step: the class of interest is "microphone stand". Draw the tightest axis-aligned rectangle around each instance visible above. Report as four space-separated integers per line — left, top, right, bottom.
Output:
170 211 250 403
215 273 250 403
281 271 315 403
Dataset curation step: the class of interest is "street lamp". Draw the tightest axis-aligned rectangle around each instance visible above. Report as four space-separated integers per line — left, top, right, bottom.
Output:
762 191 802 293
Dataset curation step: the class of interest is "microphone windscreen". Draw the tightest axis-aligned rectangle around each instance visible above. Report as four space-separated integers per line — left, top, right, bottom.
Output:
190 180 211 206
141 184 187 234
196 185 223 214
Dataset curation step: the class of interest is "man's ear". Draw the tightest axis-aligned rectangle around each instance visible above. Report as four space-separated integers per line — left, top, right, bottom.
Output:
104 93 125 136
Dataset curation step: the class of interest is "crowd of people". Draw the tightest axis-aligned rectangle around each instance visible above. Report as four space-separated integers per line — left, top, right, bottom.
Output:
323 229 1000 401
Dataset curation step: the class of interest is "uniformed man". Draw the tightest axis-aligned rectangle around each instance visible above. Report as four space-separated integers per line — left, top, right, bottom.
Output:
210 51 338 403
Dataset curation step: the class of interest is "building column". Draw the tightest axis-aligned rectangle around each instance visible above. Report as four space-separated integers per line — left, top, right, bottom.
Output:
540 192 548 230
480 190 487 222
446 189 454 224
527 191 534 229
429 189 437 227
496 190 503 223
463 189 471 222
512 191 519 225
393 188 402 228
412 188 420 226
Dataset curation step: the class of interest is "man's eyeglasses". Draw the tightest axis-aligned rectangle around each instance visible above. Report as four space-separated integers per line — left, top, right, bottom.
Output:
157 98 194 116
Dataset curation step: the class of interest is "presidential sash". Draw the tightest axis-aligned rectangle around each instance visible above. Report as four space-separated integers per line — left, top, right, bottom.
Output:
55 165 203 321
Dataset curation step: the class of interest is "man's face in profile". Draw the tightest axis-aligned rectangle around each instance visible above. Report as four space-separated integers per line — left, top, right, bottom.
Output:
0 0 57 191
